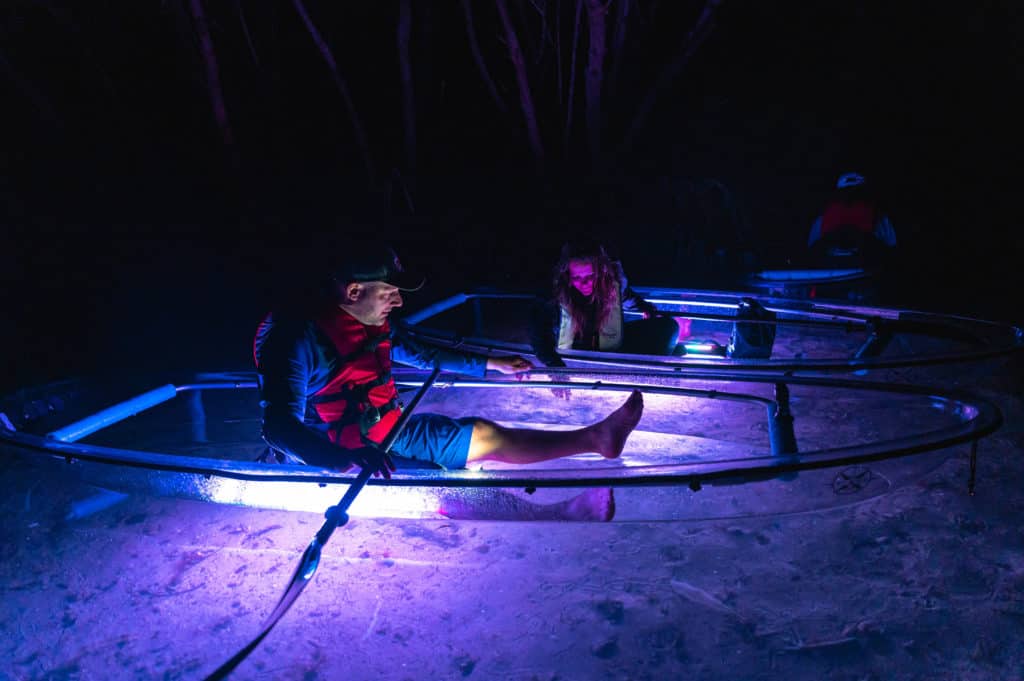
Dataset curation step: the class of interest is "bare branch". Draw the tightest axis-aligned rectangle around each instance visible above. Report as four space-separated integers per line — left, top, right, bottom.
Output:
496 0 546 170
291 0 375 187
607 0 630 98
584 0 607 160
620 0 722 153
187 0 233 146
556 0 563 106
516 0 542 65
563 0 583 155
234 0 259 66
460 0 507 113
398 0 415 171
388 167 416 214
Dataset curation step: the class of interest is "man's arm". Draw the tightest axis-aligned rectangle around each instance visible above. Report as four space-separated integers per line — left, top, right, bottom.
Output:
393 321 534 374
391 322 489 376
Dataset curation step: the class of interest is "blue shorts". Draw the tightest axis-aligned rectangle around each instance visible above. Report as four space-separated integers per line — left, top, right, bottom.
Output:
389 413 477 470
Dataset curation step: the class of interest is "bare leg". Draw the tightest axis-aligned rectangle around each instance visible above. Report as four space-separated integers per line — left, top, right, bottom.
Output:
466 390 643 464
438 488 616 522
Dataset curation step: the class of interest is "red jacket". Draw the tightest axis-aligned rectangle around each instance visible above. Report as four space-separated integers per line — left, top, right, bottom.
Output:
820 199 875 238
311 309 401 448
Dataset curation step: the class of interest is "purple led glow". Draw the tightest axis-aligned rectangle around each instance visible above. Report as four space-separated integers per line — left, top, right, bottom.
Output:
206 477 444 518
200 426 756 518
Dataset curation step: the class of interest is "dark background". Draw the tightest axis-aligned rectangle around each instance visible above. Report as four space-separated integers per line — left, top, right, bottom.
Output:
2 1 1021 393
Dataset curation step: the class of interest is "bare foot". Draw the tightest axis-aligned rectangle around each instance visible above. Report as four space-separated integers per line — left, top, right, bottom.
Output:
592 390 644 459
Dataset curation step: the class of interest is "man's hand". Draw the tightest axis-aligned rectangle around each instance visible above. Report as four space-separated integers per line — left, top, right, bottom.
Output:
343 446 396 479
487 356 535 374
550 386 572 401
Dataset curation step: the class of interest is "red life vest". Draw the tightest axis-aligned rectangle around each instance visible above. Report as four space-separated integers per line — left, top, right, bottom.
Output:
820 199 875 238
311 308 401 449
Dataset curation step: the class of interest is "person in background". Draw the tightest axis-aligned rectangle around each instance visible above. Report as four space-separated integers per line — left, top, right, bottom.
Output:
807 172 897 265
530 239 681 372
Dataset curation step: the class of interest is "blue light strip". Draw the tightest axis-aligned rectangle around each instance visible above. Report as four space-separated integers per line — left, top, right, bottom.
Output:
47 384 179 443
403 292 537 325
403 292 469 324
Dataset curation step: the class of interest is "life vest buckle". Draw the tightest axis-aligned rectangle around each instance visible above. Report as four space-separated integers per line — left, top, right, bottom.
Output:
360 404 383 433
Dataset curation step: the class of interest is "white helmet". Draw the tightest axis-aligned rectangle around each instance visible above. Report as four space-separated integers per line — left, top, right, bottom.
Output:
837 172 865 189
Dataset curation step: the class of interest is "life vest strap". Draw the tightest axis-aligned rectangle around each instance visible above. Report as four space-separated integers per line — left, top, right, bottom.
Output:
310 371 392 406
325 390 401 444
358 396 402 446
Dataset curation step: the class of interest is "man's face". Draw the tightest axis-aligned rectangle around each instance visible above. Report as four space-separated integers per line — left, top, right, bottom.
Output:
346 281 403 326
568 259 596 298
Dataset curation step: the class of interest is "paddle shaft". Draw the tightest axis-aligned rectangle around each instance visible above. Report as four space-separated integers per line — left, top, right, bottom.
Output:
204 363 442 680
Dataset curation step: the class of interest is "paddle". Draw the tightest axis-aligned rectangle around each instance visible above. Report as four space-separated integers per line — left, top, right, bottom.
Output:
203 363 442 680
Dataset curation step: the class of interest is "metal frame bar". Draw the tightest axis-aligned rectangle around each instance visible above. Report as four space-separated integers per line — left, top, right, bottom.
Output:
2 371 1001 491
47 384 179 443
399 287 1023 373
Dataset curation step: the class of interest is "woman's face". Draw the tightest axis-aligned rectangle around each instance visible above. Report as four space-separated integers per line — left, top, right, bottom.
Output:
568 259 596 297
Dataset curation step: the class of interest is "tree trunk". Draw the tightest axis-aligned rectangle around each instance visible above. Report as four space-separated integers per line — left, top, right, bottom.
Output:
398 0 415 172
292 0 375 188
608 0 630 99
555 0 563 106
563 0 583 156
584 0 607 162
495 0 545 170
620 0 722 153
234 0 259 65
187 0 233 147
461 0 506 113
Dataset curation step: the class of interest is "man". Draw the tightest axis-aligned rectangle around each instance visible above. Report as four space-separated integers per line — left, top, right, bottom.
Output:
254 240 644 479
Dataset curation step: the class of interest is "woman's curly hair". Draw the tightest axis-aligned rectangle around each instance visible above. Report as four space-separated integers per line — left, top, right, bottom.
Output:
553 240 621 340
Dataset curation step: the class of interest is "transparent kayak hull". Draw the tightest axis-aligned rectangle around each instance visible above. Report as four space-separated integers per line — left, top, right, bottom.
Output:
0 369 1001 521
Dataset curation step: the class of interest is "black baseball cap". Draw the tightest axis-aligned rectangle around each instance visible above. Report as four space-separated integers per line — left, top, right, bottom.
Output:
331 242 425 291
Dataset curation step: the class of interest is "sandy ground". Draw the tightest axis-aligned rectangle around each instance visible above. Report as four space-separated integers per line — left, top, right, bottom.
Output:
1 356 1023 680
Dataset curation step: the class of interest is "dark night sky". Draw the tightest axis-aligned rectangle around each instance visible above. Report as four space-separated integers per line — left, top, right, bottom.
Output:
2 1 1022 392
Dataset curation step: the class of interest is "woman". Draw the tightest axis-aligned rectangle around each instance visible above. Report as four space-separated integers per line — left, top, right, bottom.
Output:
530 240 680 367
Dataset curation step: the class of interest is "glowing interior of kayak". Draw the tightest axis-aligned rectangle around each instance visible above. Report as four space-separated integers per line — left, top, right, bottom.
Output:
0 367 1002 521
